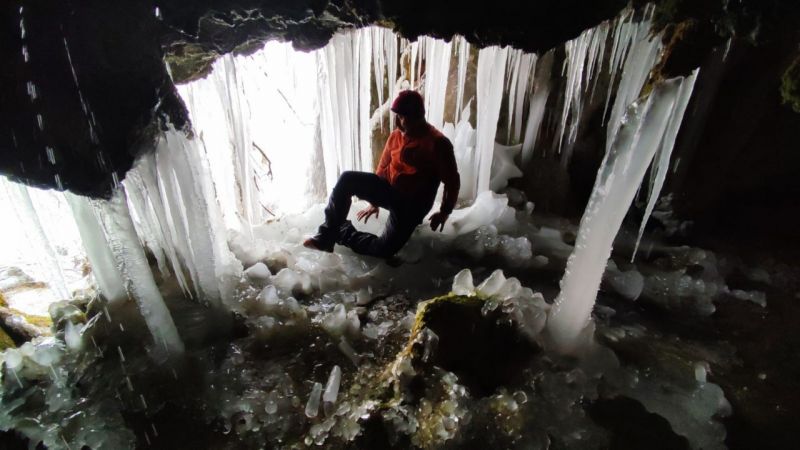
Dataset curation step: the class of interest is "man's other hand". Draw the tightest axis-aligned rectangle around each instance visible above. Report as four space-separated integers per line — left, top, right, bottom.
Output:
428 211 449 232
357 204 379 223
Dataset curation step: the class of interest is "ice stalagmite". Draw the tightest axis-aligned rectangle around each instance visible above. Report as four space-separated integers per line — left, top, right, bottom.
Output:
547 75 696 354
97 188 184 356
632 69 700 259
475 46 509 193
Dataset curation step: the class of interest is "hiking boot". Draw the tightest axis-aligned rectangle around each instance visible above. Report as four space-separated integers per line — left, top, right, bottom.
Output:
303 235 334 253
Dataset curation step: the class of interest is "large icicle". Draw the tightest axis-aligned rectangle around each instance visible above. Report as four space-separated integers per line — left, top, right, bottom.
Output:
65 193 127 303
318 29 374 192
384 30 399 130
521 51 553 165
454 36 470 125
475 46 509 193
632 69 700 259
547 75 694 354
511 53 536 144
605 6 662 153
4 182 70 300
422 37 452 130
98 188 185 356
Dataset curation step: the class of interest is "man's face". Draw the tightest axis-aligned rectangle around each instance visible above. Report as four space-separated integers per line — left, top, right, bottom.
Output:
396 113 408 132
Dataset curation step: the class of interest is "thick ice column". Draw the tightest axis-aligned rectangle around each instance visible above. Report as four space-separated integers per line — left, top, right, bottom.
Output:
632 69 700 259
546 76 689 354
475 46 509 193
65 193 127 303
98 188 184 356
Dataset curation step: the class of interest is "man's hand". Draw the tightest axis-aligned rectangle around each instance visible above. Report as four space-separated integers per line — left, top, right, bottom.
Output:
357 204 380 223
428 211 449 232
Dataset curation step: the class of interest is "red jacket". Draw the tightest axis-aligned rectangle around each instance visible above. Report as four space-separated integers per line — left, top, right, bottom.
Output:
376 124 460 214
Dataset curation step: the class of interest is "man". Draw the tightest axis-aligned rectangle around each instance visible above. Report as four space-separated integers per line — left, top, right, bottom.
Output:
303 90 460 258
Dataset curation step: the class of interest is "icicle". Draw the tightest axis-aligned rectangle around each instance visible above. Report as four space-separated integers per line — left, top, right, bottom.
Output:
65 193 127 303
409 40 419 88
454 36 470 125
521 50 553 165
422 37 452 130
357 29 373 172
547 76 690 354
632 69 700 259
605 15 663 155
475 46 509 194
505 50 523 143
97 188 184 356
512 53 536 144
372 28 386 131
128 153 192 296
384 30 399 130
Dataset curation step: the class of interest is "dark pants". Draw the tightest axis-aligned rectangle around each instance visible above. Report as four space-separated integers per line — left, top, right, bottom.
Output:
317 171 433 258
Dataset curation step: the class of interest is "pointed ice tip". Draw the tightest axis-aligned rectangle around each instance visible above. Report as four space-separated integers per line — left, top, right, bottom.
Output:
476 269 507 297
451 269 474 295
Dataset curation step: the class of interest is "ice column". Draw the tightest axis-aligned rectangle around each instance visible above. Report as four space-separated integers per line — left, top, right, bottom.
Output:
547 75 695 354
97 188 184 355
632 69 700 259
475 46 509 193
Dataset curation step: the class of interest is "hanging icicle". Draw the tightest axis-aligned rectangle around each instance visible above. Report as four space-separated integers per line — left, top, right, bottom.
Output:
475 46 509 194
632 69 700 260
422 36 452 131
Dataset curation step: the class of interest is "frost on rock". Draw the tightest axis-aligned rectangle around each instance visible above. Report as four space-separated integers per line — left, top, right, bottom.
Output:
450 268 550 344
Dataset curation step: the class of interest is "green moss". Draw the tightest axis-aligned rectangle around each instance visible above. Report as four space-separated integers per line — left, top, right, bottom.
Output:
0 327 15 350
780 55 800 113
164 43 219 84
0 292 6 308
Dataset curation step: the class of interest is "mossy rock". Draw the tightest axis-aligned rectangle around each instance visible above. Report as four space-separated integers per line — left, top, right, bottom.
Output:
0 327 15 350
405 293 540 396
781 55 800 113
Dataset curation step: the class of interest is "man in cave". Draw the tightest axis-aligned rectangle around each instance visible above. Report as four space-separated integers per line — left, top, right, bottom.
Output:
303 90 460 259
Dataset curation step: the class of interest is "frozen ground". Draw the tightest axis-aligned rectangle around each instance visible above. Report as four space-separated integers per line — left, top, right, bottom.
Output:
0 189 772 450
